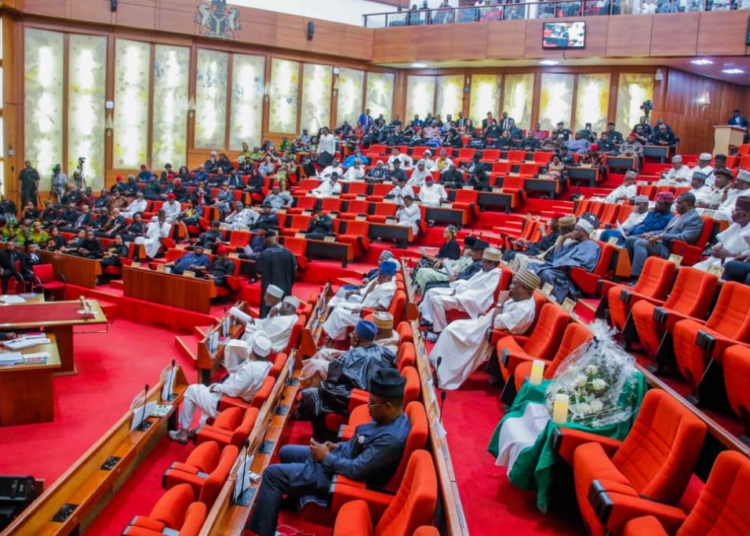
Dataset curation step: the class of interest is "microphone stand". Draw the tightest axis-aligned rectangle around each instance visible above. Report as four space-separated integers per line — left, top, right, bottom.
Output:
165 360 177 401
433 356 447 422
136 384 153 432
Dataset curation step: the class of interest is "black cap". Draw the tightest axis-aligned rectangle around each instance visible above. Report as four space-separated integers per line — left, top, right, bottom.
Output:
24 239 35 247
464 236 477 248
472 240 490 250
714 167 733 179
266 230 277 237
369 368 406 400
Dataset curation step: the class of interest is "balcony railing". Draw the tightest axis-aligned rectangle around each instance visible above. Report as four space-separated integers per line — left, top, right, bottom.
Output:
363 1 749 28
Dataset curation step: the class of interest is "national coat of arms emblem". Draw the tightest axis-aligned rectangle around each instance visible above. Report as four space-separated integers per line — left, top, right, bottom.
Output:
196 0 241 40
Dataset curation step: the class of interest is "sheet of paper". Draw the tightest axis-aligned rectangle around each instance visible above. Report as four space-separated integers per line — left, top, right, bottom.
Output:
130 401 157 432
0 352 24 365
0 295 26 305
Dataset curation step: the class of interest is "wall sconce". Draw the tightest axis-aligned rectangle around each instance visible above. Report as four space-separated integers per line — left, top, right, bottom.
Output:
188 97 196 117
698 90 711 111
263 84 270 102
105 115 114 137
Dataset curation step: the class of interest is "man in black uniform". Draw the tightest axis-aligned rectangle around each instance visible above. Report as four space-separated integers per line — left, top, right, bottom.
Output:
251 202 279 231
257 230 296 318
206 245 235 288
306 208 334 240
19 160 41 208
0 241 24 293
99 234 129 270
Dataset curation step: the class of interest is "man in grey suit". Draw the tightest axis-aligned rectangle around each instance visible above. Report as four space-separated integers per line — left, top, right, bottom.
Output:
626 193 704 277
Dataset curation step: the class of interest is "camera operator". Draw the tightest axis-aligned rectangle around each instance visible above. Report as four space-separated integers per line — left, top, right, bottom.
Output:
51 164 68 205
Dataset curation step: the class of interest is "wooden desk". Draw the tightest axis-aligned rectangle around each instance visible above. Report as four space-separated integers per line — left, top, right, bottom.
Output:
123 266 218 314
477 190 515 211
2 366 189 536
0 301 107 375
523 178 561 199
368 223 413 243
0 334 61 426
39 250 102 289
605 156 636 172
424 205 466 226
305 238 354 267
566 166 599 187
643 145 669 163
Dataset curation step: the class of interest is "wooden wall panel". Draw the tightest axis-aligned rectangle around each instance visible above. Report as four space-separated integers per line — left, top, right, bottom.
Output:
342 26 374 62
23 0 67 18
486 20 525 59
605 16 653 58
238 9 278 48
114 1 158 32
305 20 344 57
650 13 699 56
450 22 488 61
696 11 749 56
380 26 418 63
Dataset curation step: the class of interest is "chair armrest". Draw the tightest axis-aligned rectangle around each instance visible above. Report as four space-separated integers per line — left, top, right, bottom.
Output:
127 516 166 532
697 330 750 359
332 500 374 536
331 481 395 524
598 279 617 297
551 427 622 466
591 487 687 535
348 389 369 412
622 516 670 536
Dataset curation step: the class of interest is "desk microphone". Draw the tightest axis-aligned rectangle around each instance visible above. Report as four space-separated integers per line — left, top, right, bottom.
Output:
236 439 250 502
433 356 447 422
136 384 152 431
166 361 176 401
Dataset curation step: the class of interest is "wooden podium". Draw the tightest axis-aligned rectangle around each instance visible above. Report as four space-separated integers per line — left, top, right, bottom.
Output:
713 125 746 155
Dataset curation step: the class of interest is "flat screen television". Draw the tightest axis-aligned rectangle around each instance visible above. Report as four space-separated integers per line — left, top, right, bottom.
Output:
542 22 586 49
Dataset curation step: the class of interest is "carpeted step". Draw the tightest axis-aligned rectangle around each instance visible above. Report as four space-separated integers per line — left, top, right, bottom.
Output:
193 325 213 339
109 279 124 291
174 334 201 363
95 299 119 320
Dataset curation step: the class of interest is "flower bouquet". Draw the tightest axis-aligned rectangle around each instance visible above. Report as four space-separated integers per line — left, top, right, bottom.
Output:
545 320 639 428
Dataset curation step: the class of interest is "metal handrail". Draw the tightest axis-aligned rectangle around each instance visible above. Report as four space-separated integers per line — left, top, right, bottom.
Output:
363 1 745 28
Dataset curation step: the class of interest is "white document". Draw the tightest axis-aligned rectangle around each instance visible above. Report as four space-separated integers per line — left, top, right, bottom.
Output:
161 366 177 402
229 306 252 326
130 401 157 432
616 220 628 238
443 259 455 278
233 453 255 502
23 352 50 364
3 337 51 351
0 352 24 366
0 295 25 305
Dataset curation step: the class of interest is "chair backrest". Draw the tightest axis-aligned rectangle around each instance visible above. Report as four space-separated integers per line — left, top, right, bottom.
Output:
344 199 370 214
150 484 197 529
591 241 613 276
389 290 407 322
199 444 239 507
397 341 416 371
503 176 525 191
385 401 428 491
32 263 55 283
678 450 750 536
231 407 259 448
454 189 478 203
507 150 526 162
345 182 369 196
546 323 594 377
533 151 553 164
284 315 306 354
289 215 312 230
268 352 287 378
321 197 342 212
372 183 393 197
616 204 634 223
634 257 675 300
397 321 413 344
402 366 421 406
376 450 437 536
494 268 513 303
343 220 369 236
519 163 539 176
663 267 718 319
250 376 276 409
282 237 308 257
374 203 398 217
492 161 511 174
482 149 500 161
705 281 750 340
522 303 570 361
229 231 252 248
181 502 208 535
613 389 706 503
598 203 619 226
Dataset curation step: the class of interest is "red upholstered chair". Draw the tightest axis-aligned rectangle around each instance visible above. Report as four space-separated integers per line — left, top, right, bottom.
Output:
282 236 309 271
218 375 275 412
33 264 66 299
721 345 750 434
194 407 259 449
598 203 619 228
630 267 718 356
396 321 413 344
671 281 750 390
554 389 706 536
513 323 593 393
341 183 369 201
414 527 440 536
496 303 570 383
338 220 371 257
607 257 675 331
451 188 479 219
507 150 526 162
621 451 750 536
283 315 306 354
162 441 239 508
123 484 206 536
268 352 287 378
570 241 614 296
332 450 437 535
671 216 714 266
396 341 416 370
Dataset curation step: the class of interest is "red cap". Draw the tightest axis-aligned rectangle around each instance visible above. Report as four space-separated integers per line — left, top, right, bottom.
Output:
167 173 175 180
217 245 229 256
628 132 637 138
167 193 176 200
140 165 147 170
174 179 182 185
590 144 599 151
116 175 123 181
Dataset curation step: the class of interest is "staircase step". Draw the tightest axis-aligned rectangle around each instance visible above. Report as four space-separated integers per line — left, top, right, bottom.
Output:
174 334 201 363
96 300 119 320
109 279 124 291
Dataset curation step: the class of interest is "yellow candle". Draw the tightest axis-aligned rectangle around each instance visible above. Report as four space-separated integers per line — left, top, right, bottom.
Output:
552 394 569 425
529 360 545 386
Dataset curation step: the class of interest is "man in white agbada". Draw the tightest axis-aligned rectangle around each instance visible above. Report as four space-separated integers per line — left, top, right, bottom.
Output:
136 211 171 259
418 176 448 207
420 247 504 334
311 173 342 198
421 150 436 171
230 296 301 367
121 192 148 218
396 195 421 237
342 160 365 182
262 284 285 317
701 168 734 208
300 311 400 389
689 172 713 206
691 153 716 186
225 201 258 229
657 155 692 186
387 147 413 170
694 196 750 273
168 334 273 443
386 176 415 206
407 160 432 187
602 171 637 203
429 269 539 390
319 158 344 179
162 194 182 223
714 169 750 221
322 260 398 341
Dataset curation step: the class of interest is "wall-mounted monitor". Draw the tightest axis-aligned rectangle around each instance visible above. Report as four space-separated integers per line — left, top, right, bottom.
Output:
542 22 586 50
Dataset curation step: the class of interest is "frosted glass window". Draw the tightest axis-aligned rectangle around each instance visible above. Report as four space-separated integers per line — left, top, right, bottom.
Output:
195 49 229 149
616 73 655 136
269 58 300 133
575 74 611 134
114 39 151 169
365 72 394 121
336 68 364 126
470 74 500 126
301 63 333 133
68 35 107 191
152 45 190 167
436 75 465 121
539 73 574 131
503 74 534 130
406 76 436 123
25 28 64 185
230 54 265 150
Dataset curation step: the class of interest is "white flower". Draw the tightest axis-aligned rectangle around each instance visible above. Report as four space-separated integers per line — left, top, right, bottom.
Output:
591 379 607 392
574 374 588 388
585 365 598 375
575 402 592 415
589 400 604 413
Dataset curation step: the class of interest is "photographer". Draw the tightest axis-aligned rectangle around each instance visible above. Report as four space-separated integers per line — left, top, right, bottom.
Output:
51 164 68 204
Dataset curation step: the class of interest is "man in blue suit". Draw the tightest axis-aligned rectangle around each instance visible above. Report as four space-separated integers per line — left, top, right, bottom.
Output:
358 108 372 131
626 193 704 277
728 109 749 142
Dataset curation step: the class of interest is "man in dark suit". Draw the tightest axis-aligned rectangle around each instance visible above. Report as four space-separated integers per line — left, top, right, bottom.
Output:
626 193 704 277
0 241 25 293
499 111 513 131
729 109 749 142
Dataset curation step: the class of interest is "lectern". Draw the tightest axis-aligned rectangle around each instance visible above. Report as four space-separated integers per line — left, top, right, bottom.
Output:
713 125 746 155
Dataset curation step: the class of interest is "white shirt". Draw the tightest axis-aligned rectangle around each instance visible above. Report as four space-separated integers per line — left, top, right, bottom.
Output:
451 267 502 318
123 198 148 216
621 210 648 231
397 203 421 235
318 133 337 155
214 359 272 402
715 222 750 257
604 184 636 203
715 189 750 221
692 164 716 187
162 200 182 222
243 313 298 354
388 184 415 205
361 279 397 309
320 165 344 179
408 168 432 187
343 166 365 182
422 157 436 171
690 185 713 205
658 165 692 186
311 179 342 198
226 208 258 228
388 154 413 170
493 298 536 334
419 183 448 207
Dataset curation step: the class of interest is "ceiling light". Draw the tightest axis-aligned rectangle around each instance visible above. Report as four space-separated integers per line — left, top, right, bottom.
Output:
691 59 713 65
722 68 744 74
411 62 427 68
539 60 559 66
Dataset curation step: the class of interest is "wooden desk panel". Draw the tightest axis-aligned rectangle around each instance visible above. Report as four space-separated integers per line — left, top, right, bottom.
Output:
39 250 102 289
123 266 218 314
